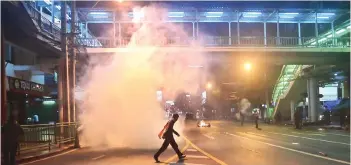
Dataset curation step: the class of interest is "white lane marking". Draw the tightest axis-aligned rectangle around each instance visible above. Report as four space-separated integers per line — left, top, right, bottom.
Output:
170 162 208 165
313 131 350 137
292 132 326 136
247 132 267 137
202 134 215 140
20 149 78 165
187 148 198 152
92 154 106 160
266 131 349 145
186 155 209 159
224 132 350 165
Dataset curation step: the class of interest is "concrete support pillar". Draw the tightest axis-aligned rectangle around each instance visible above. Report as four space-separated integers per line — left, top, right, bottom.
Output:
307 78 318 122
228 22 231 45
298 23 302 45
290 100 295 122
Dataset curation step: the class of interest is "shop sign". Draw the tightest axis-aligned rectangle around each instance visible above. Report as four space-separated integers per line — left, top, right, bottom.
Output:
8 77 44 93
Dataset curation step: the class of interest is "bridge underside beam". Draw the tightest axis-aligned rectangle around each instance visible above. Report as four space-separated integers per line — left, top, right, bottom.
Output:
79 50 349 65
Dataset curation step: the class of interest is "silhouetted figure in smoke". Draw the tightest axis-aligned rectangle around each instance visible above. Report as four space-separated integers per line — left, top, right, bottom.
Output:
2 114 24 165
275 111 282 124
294 109 302 129
254 113 259 129
154 114 186 163
240 112 245 126
323 110 331 125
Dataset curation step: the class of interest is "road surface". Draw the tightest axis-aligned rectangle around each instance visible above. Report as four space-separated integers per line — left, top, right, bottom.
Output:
21 121 350 165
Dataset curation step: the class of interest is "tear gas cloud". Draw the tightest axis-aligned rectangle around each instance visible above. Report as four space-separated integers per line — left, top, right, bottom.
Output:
235 98 251 120
77 5 207 149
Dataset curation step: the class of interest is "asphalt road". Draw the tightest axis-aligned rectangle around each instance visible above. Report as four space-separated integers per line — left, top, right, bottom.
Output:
21 121 350 165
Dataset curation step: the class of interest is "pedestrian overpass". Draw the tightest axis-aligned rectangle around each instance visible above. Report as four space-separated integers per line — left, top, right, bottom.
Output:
19 1 351 120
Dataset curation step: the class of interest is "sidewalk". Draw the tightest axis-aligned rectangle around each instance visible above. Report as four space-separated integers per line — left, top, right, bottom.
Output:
267 120 349 131
17 144 76 164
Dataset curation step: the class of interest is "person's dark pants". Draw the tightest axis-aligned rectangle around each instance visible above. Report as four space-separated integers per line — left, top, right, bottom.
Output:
3 144 18 165
255 118 258 128
295 120 301 129
154 137 182 159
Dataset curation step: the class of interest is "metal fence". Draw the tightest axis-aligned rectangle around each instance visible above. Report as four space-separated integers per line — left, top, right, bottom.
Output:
78 36 350 48
18 122 77 155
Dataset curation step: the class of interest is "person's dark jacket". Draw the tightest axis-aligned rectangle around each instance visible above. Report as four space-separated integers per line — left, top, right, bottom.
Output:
162 120 179 139
2 120 24 148
294 111 300 121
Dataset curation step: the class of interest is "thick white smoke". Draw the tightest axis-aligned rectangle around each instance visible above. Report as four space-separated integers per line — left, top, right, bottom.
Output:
235 98 251 120
77 5 206 149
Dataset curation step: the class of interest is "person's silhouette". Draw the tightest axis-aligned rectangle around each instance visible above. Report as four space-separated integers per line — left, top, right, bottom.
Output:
154 114 186 163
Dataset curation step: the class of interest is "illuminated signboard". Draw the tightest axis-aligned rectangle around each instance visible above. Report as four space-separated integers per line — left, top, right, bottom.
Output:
8 77 45 94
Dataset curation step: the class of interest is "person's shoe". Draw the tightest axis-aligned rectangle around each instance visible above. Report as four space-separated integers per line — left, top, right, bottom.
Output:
179 154 186 159
154 155 160 163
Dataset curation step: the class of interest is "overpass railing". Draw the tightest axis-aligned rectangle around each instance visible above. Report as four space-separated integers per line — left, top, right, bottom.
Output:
17 122 77 155
22 1 61 41
78 36 350 48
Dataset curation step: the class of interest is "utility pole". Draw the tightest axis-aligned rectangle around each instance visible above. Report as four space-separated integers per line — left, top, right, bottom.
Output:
61 1 70 123
70 1 80 148
70 1 77 123
1 22 7 125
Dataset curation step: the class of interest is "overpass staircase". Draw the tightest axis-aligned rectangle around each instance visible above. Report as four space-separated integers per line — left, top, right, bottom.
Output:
271 20 350 120
20 1 101 54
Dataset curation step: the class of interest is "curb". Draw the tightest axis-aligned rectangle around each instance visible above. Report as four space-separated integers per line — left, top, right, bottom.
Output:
17 145 76 164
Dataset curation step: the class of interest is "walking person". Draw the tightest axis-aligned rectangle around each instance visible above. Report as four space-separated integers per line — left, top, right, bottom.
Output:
154 114 186 163
240 111 245 126
294 109 302 129
2 112 24 165
253 111 259 129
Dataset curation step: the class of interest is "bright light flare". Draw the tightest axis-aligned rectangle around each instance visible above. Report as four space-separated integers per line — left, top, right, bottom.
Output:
206 83 212 89
199 120 206 127
244 63 252 71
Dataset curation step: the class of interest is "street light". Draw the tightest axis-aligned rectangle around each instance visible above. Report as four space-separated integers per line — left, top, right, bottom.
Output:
244 63 252 71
